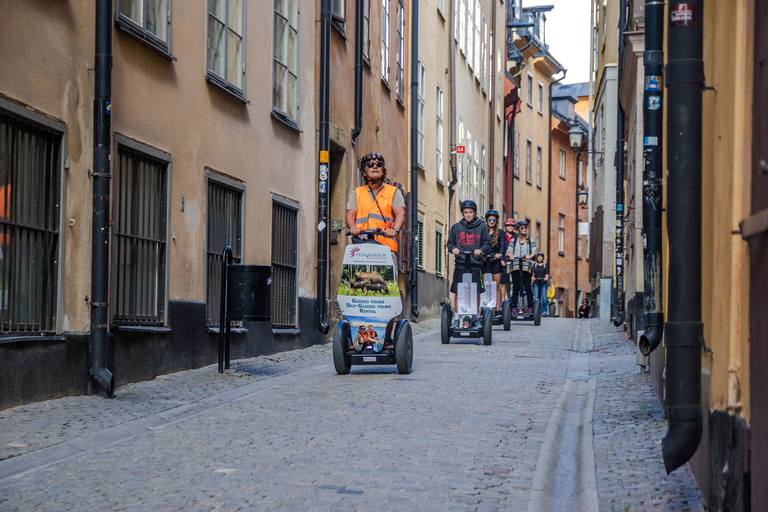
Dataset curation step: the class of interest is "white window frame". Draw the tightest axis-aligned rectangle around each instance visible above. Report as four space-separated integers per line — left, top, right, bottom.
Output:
460 0 467 55
458 119 465 196
417 60 426 168
536 145 542 188
558 214 565 254
480 145 486 214
436 84 444 183
396 1 405 103
116 0 172 55
513 128 520 177
206 0 246 98
272 0 300 125
473 1 481 78
526 73 533 107
526 138 532 183
559 149 566 179
481 16 487 93
382 0 390 84
332 0 346 23
437 0 445 18
363 0 371 63
537 81 544 114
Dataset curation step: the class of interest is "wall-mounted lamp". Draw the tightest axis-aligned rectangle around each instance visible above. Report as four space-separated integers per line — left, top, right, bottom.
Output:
577 184 588 209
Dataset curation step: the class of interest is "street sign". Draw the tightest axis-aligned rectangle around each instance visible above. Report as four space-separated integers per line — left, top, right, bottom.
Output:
457 146 465 153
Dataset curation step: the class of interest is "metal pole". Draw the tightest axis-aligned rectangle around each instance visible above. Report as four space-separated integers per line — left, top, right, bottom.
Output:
614 0 627 326
410 0 419 318
315 0 331 335
89 0 114 397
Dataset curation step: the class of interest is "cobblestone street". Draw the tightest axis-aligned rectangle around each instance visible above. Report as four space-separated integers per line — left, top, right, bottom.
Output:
0 319 705 511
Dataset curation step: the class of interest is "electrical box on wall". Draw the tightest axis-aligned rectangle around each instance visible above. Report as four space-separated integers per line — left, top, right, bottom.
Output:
331 221 343 231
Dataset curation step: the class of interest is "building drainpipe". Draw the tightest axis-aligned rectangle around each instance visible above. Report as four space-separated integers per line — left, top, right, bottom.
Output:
448 0 458 227
351 0 364 141
89 0 114 398
409 0 419 318
613 0 627 327
663 0 704 474
315 0 331 335
638 0 664 355
547 70 566 261
488 0 497 208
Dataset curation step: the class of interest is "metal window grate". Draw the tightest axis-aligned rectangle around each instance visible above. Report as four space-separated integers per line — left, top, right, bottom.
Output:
112 146 167 325
206 179 243 326
0 111 61 333
271 200 298 327
435 229 443 276
417 218 424 269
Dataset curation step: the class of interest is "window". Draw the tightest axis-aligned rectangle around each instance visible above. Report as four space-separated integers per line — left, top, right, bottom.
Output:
474 137 480 204
474 1 481 78
514 129 520 177
205 175 243 326
466 127 473 200
382 0 390 84
272 197 299 328
112 137 169 325
497 49 502 118
558 214 565 254
481 16 487 92
0 105 63 333
417 60 425 167
526 139 532 183
536 145 542 188
396 1 405 103
577 159 583 185
273 0 300 123
435 228 443 276
577 236 583 259
116 0 171 55
332 0 346 22
458 119 465 195
207 0 246 97
536 221 542 249
496 165 500 211
438 0 445 17
526 73 533 106
537 82 544 113
416 218 424 269
460 0 467 54
436 84 444 182
480 145 486 214
454 0 459 42
487 32 493 95
363 0 371 63
559 149 566 179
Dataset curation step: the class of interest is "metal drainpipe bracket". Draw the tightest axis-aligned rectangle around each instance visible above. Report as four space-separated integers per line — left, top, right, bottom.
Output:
700 335 713 354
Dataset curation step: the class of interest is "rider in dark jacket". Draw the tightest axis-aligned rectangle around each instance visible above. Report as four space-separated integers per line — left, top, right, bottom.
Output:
446 200 491 319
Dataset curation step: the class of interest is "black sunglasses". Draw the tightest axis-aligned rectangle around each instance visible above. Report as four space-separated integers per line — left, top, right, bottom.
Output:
366 161 384 168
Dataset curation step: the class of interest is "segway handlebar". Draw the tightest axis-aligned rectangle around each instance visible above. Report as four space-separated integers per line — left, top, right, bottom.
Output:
344 228 397 239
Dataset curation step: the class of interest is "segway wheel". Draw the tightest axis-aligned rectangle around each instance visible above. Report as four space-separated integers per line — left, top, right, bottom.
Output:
533 300 542 326
482 308 493 346
502 299 511 331
441 307 452 345
395 321 413 374
333 321 352 374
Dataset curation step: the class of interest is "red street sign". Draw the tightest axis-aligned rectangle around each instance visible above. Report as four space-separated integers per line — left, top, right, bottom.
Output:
457 146 465 153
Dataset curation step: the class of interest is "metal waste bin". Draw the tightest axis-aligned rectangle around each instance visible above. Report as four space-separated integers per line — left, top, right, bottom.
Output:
226 264 272 321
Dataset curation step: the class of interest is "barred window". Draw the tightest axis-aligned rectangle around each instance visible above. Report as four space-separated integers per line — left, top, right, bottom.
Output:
112 138 169 325
205 175 243 326
435 228 443 276
206 0 246 97
416 218 424 269
272 197 298 328
0 107 62 333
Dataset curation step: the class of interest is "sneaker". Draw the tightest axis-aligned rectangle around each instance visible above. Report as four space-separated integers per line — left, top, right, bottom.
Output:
494 311 502 318
542 312 548 317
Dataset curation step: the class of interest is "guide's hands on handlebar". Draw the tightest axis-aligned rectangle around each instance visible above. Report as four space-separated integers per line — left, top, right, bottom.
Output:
345 228 397 239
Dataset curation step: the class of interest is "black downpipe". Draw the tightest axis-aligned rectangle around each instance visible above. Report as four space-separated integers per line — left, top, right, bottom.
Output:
546 70 566 260
509 115 515 215
639 0 664 355
315 0 331 335
613 0 626 327
663 0 704 474
351 0 364 140
448 0 458 226
89 0 114 398
410 0 419 318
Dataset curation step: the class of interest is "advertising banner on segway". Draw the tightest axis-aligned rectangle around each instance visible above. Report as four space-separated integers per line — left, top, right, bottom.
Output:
457 281 478 315
480 274 496 308
337 244 401 346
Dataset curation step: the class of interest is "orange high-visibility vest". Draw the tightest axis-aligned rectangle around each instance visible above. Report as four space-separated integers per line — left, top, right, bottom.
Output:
354 184 399 253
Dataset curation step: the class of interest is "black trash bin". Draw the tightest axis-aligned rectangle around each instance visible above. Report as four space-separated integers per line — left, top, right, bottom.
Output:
227 264 272 321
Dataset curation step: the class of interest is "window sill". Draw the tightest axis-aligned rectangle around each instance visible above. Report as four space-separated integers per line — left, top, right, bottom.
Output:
206 327 249 334
437 7 446 21
382 78 391 91
205 74 249 104
537 184 542 189
331 19 347 39
559 251 565 257
514 173 520 179
363 55 371 68
559 175 566 180
273 328 300 335
114 325 172 333
115 19 175 61
271 110 301 132
0 334 64 345
397 97 406 110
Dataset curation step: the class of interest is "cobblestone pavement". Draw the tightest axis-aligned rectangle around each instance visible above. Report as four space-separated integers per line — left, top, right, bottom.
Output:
0 318 705 511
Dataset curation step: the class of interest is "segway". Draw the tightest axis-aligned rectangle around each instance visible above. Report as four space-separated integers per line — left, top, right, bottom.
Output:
333 229 413 375
481 254 512 331
509 257 542 326
440 252 493 346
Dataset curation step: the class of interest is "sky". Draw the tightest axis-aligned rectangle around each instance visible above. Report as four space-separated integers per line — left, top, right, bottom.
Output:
522 0 593 84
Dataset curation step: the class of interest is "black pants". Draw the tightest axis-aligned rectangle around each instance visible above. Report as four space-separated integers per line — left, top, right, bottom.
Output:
511 270 533 308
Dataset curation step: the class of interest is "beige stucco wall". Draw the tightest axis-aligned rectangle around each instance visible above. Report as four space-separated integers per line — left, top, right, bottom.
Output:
0 1 318 332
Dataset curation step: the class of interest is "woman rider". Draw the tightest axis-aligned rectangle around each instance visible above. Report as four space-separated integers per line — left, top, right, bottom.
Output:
484 209 507 317
499 218 516 305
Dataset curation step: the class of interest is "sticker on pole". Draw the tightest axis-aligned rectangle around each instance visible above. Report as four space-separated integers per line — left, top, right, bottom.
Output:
648 96 661 110
457 146 466 153
671 4 695 25
644 136 658 146
644 76 662 91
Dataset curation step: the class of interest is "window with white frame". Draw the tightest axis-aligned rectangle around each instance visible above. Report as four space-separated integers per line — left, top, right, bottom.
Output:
526 73 533 106
497 49 502 118
363 0 371 63
207 0 246 96
474 138 480 205
487 32 493 95
116 0 171 54
538 82 544 113
480 145 486 214
273 0 300 123
454 0 459 41
558 214 565 254
577 235 583 259
416 217 424 269
396 1 405 103
481 16 487 93
466 128 473 200
536 221 542 249
382 0 390 84
514 129 520 177
559 149 566 179
536 145 542 188
473 1 481 78
435 228 443 276
460 0 467 54
458 119 465 195
417 60 425 168
332 0 346 22
466 0 473 66
496 165 500 210
438 0 445 17
526 139 532 183
436 84 444 182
